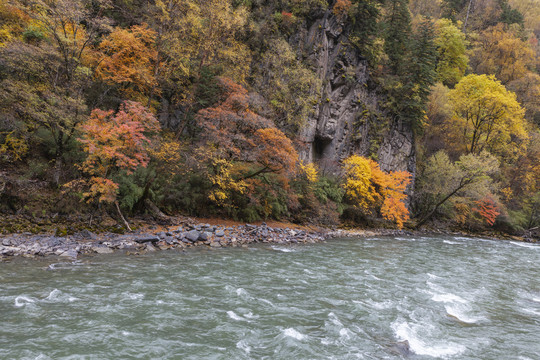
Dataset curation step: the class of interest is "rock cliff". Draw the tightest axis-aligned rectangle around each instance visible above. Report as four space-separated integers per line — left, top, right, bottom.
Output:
292 10 415 181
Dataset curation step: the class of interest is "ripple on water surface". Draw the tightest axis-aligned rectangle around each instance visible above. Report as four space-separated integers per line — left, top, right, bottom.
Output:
1 236 540 359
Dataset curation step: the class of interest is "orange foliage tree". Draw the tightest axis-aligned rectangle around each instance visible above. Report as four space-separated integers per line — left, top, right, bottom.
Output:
333 0 353 19
96 24 158 102
343 155 412 228
195 77 299 212
65 101 159 228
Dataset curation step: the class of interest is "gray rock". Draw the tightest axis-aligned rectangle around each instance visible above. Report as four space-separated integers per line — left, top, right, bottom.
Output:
2 238 11 246
199 232 211 241
185 230 200 242
60 249 78 259
389 340 411 356
210 241 221 248
77 229 97 240
92 245 114 254
145 243 157 252
215 230 225 237
133 235 160 243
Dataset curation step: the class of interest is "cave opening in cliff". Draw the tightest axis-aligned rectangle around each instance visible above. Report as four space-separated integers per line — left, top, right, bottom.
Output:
313 136 331 162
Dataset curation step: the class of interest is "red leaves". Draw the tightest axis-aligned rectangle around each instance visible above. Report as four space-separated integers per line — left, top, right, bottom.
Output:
254 128 298 175
67 101 159 203
473 197 500 226
80 101 159 176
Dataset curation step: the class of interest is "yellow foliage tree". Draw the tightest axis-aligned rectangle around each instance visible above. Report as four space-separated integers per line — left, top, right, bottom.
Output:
343 155 412 228
470 24 535 84
447 74 528 160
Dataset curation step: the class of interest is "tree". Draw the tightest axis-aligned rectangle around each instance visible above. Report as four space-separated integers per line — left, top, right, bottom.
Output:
95 24 158 103
254 38 322 130
66 101 159 229
349 0 383 55
507 72 540 125
384 0 412 76
447 74 528 159
415 150 500 227
195 77 299 210
470 24 535 84
434 18 469 86
342 155 412 228
2 0 111 184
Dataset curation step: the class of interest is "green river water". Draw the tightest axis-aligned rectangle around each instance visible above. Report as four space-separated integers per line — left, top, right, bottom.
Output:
1 235 539 359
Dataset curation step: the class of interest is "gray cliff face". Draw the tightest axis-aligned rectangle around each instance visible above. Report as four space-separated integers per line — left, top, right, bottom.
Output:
291 11 415 180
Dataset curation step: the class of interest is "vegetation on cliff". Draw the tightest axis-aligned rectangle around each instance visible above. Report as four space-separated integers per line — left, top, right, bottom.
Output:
0 0 538 235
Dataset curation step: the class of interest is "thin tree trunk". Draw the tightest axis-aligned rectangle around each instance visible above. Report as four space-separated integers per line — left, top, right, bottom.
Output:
115 200 132 232
464 0 474 33
414 180 470 229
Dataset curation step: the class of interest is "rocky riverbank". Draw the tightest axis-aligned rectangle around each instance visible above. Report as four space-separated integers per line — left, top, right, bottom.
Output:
0 221 332 260
1 217 534 260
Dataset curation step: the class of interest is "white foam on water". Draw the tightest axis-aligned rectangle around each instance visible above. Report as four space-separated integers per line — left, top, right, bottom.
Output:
258 298 275 307
443 240 463 245
236 340 251 354
235 288 253 301
227 310 248 322
14 295 36 307
432 293 467 304
44 289 78 303
125 293 144 300
243 311 259 319
453 236 472 241
304 269 314 274
427 273 441 279
339 328 351 340
395 237 415 241
33 354 52 360
510 241 539 249
370 299 394 310
445 304 485 324
533 297 540 303
283 328 306 340
521 307 540 316
328 312 343 327
392 320 466 357
271 246 295 252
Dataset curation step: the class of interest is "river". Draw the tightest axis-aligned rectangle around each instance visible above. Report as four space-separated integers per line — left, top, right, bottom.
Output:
1 235 539 359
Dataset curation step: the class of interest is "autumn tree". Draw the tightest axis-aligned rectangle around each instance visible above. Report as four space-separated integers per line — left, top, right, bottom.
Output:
96 24 158 103
254 38 322 130
1 0 111 184
66 101 159 229
195 77 299 211
470 24 535 84
342 155 412 228
447 74 528 159
507 72 540 125
434 18 468 86
415 150 500 228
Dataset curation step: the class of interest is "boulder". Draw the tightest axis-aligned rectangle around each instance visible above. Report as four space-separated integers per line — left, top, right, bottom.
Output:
91 245 114 254
185 230 200 242
133 235 160 244
215 230 225 237
60 249 78 259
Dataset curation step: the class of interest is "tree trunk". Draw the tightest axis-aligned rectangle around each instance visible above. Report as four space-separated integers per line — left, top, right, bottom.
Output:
53 132 64 185
115 200 132 232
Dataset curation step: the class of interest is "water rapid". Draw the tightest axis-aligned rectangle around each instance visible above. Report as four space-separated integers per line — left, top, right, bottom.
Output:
1 235 539 359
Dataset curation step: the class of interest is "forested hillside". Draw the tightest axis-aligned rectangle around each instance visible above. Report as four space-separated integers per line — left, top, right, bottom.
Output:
0 0 538 235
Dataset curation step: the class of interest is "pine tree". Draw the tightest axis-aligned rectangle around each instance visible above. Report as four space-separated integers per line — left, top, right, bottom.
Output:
384 0 412 76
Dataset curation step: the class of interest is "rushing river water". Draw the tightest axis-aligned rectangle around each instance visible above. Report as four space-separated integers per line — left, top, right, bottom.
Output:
1 235 539 359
